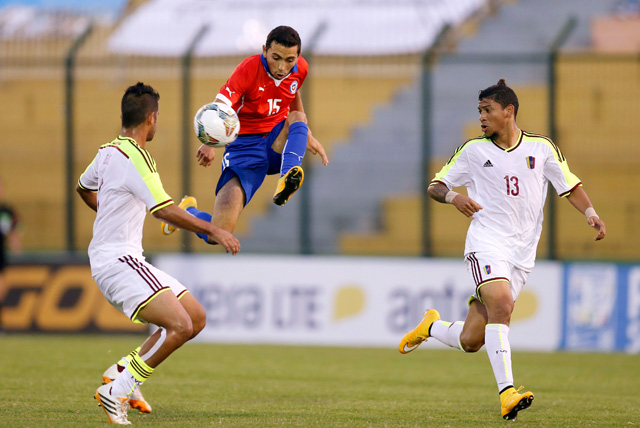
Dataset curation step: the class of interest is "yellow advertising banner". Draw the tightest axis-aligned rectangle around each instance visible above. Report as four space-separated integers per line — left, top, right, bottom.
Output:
2 264 145 333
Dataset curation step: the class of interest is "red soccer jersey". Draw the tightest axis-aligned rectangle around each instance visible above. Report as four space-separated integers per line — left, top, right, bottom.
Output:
217 54 308 135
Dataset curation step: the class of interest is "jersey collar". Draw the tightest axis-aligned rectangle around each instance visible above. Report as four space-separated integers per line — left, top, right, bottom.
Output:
491 129 523 152
117 135 145 150
260 53 298 84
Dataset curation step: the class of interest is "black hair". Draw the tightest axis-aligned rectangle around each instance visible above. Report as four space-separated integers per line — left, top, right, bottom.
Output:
265 26 301 55
478 79 519 118
121 82 160 128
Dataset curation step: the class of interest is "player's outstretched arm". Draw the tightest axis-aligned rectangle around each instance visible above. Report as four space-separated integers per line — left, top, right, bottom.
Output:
153 205 240 254
566 187 606 241
196 144 216 167
76 184 97 212
306 130 329 166
427 183 482 218
290 92 328 166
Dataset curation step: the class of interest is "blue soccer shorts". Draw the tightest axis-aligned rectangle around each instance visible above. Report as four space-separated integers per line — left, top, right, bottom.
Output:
215 120 286 205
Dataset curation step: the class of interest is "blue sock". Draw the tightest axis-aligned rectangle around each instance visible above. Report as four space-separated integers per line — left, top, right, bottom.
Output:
280 122 308 176
186 206 212 242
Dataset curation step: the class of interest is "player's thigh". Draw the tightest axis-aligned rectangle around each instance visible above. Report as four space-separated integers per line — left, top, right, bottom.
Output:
270 112 306 153
213 176 245 232
137 288 192 334
465 252 514 324
178 291 206 336
478 279 513 324
460 299 488 352
270 123 288 154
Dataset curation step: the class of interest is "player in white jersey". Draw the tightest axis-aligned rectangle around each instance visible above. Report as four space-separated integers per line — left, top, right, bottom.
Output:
399 79 606 421
76 82 240 425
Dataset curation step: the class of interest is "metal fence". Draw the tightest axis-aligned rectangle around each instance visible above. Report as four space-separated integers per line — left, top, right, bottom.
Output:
421 50 640 261
1 22 638 261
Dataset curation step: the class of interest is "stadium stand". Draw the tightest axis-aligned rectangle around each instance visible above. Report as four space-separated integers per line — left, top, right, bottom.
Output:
2 0 637 261
243 0 630 258
0 0 487 254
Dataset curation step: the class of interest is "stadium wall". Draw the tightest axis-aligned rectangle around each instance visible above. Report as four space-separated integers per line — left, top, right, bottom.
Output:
153 255 563 351
3 256 637 353
2 260 145 333
2 254 640 353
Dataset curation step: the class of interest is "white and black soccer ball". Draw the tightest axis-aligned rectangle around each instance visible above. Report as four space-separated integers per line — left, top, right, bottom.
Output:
193 102 240 147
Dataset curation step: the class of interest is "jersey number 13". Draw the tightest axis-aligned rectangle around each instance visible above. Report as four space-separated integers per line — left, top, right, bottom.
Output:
504 175 520 196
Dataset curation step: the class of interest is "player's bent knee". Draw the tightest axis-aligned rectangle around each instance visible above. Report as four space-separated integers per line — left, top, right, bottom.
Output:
165 315 194 345
190 306 207 338
460 333 484 353
287 110 307 125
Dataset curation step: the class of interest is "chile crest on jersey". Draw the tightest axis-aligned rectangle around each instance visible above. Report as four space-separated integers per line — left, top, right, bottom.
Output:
289 80 299 94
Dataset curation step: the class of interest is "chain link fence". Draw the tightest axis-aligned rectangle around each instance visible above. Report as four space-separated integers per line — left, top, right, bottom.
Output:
1 23 637 261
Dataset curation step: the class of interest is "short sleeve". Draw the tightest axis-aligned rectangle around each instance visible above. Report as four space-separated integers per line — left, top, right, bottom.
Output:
78 153 100 192
543 147 581 197
431 144 472 189
125 157 173 213
216 57 254 106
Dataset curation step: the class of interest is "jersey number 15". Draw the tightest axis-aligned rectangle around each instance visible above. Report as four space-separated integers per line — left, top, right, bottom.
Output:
267 99 282 116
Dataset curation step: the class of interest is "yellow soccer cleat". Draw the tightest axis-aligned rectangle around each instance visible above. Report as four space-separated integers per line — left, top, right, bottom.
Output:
273 166 304 206
398 309 440 354
160 195 198 236
500 386 534 421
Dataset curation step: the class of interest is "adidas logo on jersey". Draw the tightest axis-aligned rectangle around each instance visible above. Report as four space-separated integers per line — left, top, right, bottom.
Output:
483 160 494 167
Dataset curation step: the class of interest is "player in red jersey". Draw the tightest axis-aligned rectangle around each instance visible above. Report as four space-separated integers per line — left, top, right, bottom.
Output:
161 26 328 242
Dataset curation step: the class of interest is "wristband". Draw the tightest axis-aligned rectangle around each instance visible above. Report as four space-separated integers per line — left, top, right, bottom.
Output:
584 207 598 218
445 191 459 204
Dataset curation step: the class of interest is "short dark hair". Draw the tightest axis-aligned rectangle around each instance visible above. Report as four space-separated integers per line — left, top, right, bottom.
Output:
265 26 301 55
121 82 160 128
479 79 519 118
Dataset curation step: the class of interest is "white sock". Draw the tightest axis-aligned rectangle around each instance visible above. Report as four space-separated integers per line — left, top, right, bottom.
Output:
485 323 514 392
140 327 166 361
430 320 465 351
110 369 137 398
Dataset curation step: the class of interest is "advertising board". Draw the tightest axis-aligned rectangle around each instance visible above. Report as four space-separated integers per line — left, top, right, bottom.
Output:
154 255 563 350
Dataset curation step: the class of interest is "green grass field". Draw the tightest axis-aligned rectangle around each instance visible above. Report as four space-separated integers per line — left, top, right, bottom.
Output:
1 334 638 427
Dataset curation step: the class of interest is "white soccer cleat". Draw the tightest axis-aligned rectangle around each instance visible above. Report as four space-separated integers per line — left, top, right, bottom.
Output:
102 364 119 384
103 364 152 414
127 386 152 414
94 383 131 425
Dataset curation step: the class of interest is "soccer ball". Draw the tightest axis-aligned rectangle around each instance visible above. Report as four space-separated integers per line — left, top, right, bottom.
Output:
193 102 240 147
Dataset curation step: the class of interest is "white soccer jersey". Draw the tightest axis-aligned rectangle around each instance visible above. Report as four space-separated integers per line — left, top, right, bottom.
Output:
432 130 581 270
78 136 173 275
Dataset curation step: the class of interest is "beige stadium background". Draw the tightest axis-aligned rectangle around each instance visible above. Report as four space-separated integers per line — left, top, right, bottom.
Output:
1 10 638 261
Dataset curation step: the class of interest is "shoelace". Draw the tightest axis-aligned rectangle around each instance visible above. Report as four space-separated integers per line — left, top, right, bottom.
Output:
116 399 130 422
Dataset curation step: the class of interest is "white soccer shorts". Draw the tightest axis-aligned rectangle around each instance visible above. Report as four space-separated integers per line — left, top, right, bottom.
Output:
464 252 529 304
93 255 188 323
